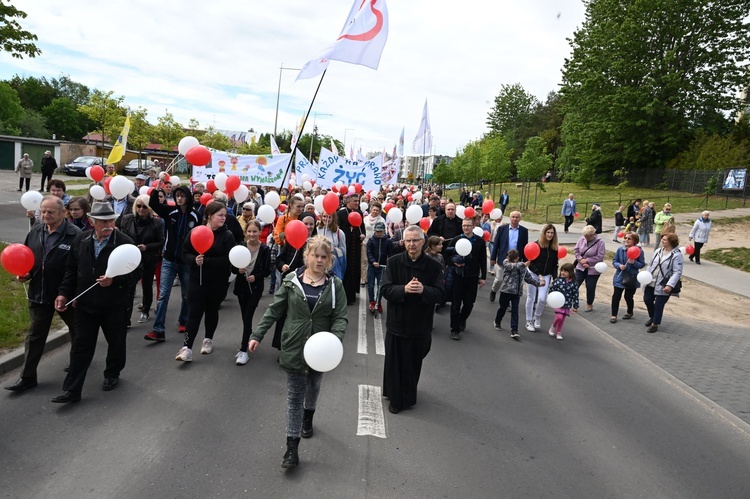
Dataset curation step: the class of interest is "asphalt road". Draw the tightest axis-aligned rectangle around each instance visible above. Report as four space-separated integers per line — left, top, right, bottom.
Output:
1 197 749 498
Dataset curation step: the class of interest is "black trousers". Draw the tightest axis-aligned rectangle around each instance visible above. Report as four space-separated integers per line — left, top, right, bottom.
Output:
383 332 431 411
62 307 127 393
611 286 636 316
19 177 30 191
126 261 157 317
184 280 227 349
564 215 574 232
575 269 600 306
450 275 478 332
41 170 54 190
22 303 76 380
237 291 262 352
692 242 705 263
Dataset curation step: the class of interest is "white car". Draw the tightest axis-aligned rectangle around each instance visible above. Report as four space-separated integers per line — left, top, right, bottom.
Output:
123 159 156 175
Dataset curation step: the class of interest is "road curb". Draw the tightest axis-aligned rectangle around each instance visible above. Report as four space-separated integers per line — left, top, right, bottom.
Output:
0 327 70 376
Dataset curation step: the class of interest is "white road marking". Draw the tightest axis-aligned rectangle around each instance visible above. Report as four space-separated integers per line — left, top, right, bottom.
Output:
373 308 385 356
357 290 367 354
356 384 386 438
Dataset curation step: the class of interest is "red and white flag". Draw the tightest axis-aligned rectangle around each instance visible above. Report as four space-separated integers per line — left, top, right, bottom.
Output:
331 138 340 156
297 0 389 80
270 135 281 155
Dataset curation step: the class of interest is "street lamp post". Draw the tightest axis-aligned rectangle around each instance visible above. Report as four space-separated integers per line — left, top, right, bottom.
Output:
274 63 301 139
309 112 333 160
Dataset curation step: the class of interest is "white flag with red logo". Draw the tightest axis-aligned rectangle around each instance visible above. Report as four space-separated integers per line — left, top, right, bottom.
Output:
297 0 389 81
270 135 281 155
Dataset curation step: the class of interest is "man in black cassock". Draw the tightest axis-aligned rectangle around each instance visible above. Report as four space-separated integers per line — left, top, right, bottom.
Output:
381 225 445 414
337 193 364 305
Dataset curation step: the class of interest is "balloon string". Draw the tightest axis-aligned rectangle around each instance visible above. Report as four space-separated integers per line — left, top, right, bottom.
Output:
292 249 298 266
65 282 99 308
200 262 203 286
23 282 28 300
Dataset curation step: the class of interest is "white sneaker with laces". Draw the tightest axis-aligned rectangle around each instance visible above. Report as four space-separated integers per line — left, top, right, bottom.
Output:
235 350 249 365
201 338 213 354
556 333 563 340
533 317 541 330
549 327 556 337
175 346 192 362
525 321 535 332
137 312 149 323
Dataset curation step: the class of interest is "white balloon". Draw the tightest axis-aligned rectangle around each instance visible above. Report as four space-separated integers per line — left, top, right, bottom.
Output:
233 184 249 204
473 226 484 238
348 185 356 193
455 238 472 256
301 174 311 183
139 186 150 196
359 202 369 212
229 245 252 268
456 205 466 219
302 181 313 192
288 178 296 188
214 172 228 191
402 189 409 197
158 171 168 180
413 191 423 202
387 207 403 224
20 190 43 211
105 244 142 278
257 205 276 224
637 270 653 285
679 246 687 255
406 205 423 224
109 175 131 200
314 195 325 214
335 181 345 192
85 166 93 180
264 191 281 209
594 262 608 273
547 291 565 308
90 185 106 200
303 331 343 372
178 135 200 156
490 208 503 220
170 175 181 186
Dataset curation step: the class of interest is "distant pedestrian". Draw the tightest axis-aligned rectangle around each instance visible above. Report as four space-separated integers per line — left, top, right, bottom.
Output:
688 211 712 265
40 151 57 191
499 189 510 214
561 193 576 233
547 263 579 340
652 203 674 250
493 249 542 340
16 153 33 192
614 205 625 242
585 203 602 234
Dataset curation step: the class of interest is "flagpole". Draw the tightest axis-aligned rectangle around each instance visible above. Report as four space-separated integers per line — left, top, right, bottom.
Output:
279 69 328 190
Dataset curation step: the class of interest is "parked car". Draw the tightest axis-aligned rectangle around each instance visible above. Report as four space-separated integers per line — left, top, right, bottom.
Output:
63 156 105 176
123 159 156 175
445 183 462 190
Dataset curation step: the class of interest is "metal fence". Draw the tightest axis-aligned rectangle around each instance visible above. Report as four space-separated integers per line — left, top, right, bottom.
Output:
626 169 721 194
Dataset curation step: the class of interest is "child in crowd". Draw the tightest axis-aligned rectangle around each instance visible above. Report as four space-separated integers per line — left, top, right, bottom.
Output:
366 221 393 314
425 236 445 271
493 249 543 340
624 217 638 234
614 206 625 242
548 263 579 340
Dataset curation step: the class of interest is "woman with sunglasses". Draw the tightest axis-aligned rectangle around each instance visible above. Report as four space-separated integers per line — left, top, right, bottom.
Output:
653 203 674 250
116 195 165 324
610 233 645 323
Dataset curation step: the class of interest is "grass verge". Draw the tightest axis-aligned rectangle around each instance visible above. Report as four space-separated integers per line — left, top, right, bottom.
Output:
0 243 31 350
703 247 750 272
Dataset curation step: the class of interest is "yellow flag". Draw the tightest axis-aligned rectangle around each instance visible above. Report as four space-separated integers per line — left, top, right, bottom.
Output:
106 115 130 165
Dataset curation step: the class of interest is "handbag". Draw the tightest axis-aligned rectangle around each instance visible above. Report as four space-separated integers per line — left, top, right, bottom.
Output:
659 275 682 293
621 271 638 289
573 241 595 268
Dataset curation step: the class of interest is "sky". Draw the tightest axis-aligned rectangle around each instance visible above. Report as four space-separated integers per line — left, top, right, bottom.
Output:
0 0 587 157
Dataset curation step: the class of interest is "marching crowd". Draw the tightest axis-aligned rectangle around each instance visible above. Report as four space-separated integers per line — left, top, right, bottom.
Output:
6 172 703 468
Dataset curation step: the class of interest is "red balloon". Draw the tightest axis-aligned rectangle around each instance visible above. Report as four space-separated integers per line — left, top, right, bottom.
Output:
574 212 580 218
190 225 214 254
483 230 491 242
618 231 625 238
627 246 641 260
524 242 541 261
482 200 495 213
330 185 338 194
278 204 287 212
147 187 154 195
200 193 213 206
348 211 363 227
90 165 104 182
285 219 308 250
686 244 695 255
103 176 112 195
167 200 175 207
464 207 475 219
558 246 568 259
384 202 395 213
1 243 34 277
163 173 171 183
419 217 431 231
322 192 340 215
225 175 241 193
206 179 217 193
354 183 363 193
185 146 212 166
406 194 413 202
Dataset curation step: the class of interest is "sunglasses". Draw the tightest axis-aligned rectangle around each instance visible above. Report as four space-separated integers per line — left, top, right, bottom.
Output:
136 205 148 209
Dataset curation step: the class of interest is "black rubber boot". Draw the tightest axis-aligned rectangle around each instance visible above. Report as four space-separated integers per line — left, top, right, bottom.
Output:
301 409 315 438
281 437 300 468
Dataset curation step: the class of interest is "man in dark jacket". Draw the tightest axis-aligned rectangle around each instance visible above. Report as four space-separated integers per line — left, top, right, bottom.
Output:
338 193 364 305
489 211 528 302
4 196 80 393
51 202 137 403
40 150 58 192
381 225 445 414
446 218 487 340
146 184 200 341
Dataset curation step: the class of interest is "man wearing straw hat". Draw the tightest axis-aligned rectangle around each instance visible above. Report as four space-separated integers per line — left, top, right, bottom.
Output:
4 196 80 394
51 202 137 403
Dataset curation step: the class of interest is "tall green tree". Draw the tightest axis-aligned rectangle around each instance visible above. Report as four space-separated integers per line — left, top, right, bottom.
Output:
50 75 90 107
515 136 552 181
79 90 126 157
17 108 48 138
560 0 750 183
486 83 539 160
0 81 23 134
127 107 153 160
480 134 513 183
153 111 184 159
0 1 41 58
43 97 85 140
8 75 56 111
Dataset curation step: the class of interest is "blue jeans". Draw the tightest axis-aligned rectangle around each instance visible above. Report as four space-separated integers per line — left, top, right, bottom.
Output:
367 265 383 303
152 259 190 333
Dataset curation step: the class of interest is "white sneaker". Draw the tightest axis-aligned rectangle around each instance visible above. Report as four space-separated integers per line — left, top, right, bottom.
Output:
533 317 541 330
235 350 249 365
525 321 535 332
201 338 213 354
556 333 563 340
137 312 149 323
175 346 192 362
549 327 556 337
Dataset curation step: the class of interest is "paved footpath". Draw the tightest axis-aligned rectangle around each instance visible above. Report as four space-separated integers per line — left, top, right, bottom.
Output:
1 169 749 425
